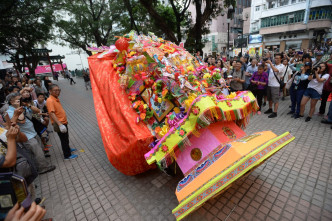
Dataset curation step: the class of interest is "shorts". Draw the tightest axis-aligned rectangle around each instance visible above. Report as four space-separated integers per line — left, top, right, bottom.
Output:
304 88 321 99
267 86 280 103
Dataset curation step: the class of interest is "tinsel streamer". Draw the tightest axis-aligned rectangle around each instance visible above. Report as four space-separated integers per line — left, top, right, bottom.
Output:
192 129 201 137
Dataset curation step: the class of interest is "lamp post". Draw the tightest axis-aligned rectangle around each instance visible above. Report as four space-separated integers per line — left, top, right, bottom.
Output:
238 13 249 56
226 5 235 59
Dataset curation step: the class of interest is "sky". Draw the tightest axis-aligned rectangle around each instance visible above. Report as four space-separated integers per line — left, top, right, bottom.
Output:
46 42 90 71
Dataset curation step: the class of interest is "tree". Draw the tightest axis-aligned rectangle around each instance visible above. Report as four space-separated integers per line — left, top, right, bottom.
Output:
0 0 54 76
138 0 236 52
53 0 130 55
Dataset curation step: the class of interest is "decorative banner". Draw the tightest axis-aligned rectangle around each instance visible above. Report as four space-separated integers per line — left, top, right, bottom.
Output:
249 47 256 57
259 45 263 57
25 64 67 74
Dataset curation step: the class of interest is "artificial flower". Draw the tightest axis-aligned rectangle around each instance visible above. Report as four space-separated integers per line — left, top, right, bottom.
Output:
192 106 200 115
178 128 187 137
161 145 168 153
140 113 146 120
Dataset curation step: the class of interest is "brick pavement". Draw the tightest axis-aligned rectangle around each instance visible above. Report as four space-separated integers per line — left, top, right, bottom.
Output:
35 77 332 221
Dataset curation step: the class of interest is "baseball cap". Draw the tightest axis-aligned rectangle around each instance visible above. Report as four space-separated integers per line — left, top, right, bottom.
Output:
304 62 312 66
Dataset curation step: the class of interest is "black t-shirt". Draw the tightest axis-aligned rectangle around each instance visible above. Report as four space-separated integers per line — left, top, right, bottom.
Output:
294 71 310 90
83 75 90 82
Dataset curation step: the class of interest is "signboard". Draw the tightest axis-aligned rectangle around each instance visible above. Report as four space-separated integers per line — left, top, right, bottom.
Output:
249 47 256 57
249 34 263 44
234 37 248 48
25 63 67 74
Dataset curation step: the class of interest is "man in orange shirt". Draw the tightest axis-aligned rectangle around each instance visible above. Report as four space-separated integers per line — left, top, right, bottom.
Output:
46 84 78 160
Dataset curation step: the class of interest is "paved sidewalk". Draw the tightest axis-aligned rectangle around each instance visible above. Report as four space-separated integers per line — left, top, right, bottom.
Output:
35 78 332 221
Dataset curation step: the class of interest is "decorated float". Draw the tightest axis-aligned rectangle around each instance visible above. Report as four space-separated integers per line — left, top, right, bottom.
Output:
88 31 294 220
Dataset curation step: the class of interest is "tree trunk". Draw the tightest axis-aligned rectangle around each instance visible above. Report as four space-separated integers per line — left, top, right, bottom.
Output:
124 0 140 34
139 0 178 43
194 0 203 52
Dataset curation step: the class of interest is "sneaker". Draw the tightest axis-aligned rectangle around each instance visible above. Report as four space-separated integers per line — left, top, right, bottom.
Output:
264 109 273 114
294 114 303 119
44 154 51 158
39 165 56 174
70 148 77 152
268 112 277 118
263 102 266 107
65 154 78 160
287 111 294 115
305 117 311 122
321 119 332 124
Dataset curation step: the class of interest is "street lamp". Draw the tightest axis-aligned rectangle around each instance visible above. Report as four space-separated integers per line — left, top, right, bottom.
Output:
238 13 249 56
226 5 235 59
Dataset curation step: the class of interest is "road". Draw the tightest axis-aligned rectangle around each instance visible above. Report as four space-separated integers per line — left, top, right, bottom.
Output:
35 77 332 221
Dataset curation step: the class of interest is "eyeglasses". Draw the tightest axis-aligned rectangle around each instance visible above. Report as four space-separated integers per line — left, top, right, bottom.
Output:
52 89 61 92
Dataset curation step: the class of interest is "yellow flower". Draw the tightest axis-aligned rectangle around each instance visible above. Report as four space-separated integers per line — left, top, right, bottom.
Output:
143 104 148 109
173 107 180 114
203 73 211 79
158 97 162 103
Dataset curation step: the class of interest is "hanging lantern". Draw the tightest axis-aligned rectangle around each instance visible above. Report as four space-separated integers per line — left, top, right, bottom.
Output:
115 37 129 52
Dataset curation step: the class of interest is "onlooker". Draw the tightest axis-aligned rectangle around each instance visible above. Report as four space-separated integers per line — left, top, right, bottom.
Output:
264 55 284 118
245 59 258 90
5 93 56 174
83 72 92 90
46 84 78 160
65 68 76 85
229 61 245 92
318 65 332 115
34 79 47 95
300 63 330 122
250 65 268 113
281 58 293 100
288 64 310 118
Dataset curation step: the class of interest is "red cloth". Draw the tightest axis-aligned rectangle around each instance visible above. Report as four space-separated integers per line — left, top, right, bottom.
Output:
88 54 155 175
323 64 332 92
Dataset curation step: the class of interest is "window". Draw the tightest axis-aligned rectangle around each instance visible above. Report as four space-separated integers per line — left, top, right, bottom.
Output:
291 0 297 3
280 0 289 6
256 6 260 11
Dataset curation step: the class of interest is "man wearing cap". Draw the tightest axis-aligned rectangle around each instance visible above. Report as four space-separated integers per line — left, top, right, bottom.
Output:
312 52 324 67
288 63 311 118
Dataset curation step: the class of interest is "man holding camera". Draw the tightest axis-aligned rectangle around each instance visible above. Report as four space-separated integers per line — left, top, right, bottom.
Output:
46 84 78 160
264 54 285 118
5 93 56 174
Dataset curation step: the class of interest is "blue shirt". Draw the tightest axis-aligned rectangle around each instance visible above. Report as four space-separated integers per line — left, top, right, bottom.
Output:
6 106 37 140
245 65 258 85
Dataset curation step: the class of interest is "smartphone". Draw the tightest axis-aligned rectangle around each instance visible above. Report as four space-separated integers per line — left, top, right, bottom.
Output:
11 174 28 204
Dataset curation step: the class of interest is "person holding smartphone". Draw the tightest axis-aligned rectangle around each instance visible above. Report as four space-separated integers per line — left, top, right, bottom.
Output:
300 63 330 122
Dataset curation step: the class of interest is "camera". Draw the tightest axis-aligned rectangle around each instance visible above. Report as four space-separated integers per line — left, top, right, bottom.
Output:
263 58 268 62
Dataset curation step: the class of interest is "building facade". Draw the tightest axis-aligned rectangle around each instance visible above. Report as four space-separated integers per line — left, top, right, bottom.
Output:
191 0 252 56
249 0 332 52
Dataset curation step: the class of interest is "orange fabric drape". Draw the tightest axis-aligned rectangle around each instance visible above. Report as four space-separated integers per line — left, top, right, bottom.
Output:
88 54 155 175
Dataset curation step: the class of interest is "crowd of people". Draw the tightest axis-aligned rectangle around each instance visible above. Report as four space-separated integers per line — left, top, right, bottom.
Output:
196 49 332 126
0 72 78 220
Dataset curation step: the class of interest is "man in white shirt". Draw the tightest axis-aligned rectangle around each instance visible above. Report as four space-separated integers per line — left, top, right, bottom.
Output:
264 54 285 118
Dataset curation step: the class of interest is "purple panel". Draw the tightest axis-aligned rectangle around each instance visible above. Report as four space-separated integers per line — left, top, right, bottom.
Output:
176 128 220 174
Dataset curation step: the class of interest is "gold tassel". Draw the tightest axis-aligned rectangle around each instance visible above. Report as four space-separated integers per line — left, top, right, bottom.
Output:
192 129 201 137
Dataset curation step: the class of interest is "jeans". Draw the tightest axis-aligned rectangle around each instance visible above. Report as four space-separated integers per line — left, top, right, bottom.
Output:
319 89 332 114
253 89 264 111
290 86 305 115
22 136 48 171
57 124 71 158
